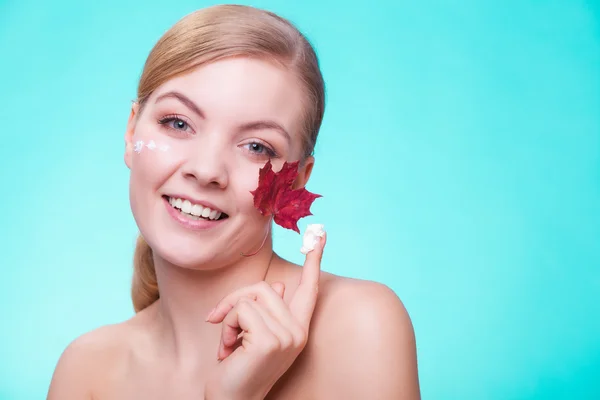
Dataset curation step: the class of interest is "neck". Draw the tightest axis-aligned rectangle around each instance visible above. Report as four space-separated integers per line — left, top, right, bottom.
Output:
150 235 277 368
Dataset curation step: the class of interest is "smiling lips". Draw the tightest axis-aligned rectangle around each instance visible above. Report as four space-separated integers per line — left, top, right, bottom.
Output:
165 196 228 221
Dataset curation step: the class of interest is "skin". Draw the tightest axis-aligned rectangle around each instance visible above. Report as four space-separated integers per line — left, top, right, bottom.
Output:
47 56 421 399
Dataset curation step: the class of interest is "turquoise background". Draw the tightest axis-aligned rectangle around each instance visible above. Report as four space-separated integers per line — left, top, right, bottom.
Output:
1 0 599 398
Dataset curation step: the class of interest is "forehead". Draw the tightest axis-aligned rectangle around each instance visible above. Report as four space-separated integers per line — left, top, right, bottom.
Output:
148 57 305 133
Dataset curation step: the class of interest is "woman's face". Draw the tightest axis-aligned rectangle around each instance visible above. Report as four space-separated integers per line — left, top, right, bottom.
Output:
124 57 313 269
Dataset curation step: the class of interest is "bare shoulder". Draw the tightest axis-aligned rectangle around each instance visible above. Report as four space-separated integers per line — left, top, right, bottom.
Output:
317 273 412 318
309 273 421 399
47 316 141 399
314 273 416 345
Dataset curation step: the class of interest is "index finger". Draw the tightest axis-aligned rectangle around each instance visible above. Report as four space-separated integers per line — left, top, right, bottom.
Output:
289 231 327 328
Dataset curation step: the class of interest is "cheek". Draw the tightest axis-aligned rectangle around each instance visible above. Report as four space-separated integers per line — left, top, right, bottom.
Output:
129 133 188 200
231 165 263 213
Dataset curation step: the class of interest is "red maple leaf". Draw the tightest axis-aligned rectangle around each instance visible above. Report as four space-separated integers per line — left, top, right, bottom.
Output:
250 160 322 233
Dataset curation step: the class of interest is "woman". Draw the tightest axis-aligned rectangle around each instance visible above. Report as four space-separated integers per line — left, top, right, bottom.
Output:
48 5 420 399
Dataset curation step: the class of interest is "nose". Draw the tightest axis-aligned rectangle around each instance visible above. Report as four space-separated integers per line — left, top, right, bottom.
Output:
181 136 229 189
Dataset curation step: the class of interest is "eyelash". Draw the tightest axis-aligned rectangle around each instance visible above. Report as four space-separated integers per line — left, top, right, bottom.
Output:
157 114 278 158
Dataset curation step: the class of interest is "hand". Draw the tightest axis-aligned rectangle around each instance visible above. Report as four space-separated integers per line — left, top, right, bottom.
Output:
203 232 326 400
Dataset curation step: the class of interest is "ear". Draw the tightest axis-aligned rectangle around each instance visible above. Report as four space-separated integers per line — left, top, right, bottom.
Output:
124 102 140 169
293 155 315 189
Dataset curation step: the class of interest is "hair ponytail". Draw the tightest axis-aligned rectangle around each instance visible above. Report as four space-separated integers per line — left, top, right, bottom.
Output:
131 234 159 312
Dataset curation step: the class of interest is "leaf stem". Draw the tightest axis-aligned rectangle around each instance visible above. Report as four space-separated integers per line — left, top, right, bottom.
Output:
240 217 273 257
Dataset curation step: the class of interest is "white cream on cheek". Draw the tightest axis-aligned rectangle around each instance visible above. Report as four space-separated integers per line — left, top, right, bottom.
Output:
133 139 171 153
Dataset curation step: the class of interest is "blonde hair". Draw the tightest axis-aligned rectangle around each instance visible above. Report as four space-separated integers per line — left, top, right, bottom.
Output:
131 4 326 313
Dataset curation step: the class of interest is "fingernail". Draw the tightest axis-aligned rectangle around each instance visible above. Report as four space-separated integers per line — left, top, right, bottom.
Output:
205 307 216 322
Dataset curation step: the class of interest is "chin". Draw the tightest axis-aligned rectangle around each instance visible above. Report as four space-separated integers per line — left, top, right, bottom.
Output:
149 234 226 270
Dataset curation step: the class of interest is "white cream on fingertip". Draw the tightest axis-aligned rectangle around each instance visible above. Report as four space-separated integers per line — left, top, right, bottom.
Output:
300 224 325 255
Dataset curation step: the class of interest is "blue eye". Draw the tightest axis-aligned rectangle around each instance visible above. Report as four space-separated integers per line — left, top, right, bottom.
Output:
246 142 278 158
157 115 192 133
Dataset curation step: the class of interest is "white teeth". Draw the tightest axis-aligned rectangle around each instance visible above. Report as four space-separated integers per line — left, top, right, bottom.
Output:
168 197 224 220
182 200 192 213
190 204 204 217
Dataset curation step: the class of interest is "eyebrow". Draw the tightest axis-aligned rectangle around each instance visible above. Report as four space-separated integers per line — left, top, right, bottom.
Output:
155 91 205 119
154 90 291 142
238 121 291 142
